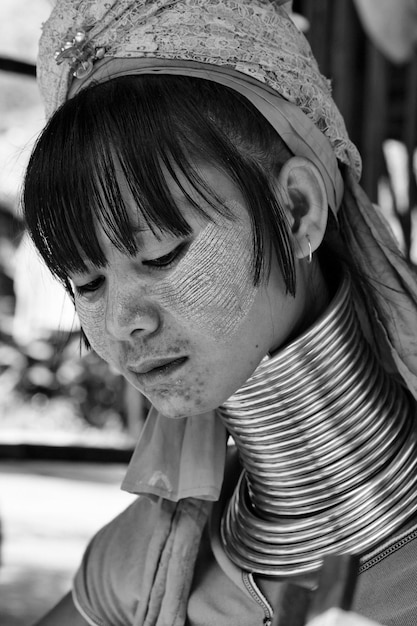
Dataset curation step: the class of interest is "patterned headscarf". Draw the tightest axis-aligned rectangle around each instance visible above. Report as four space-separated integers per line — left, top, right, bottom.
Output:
38 0 364 215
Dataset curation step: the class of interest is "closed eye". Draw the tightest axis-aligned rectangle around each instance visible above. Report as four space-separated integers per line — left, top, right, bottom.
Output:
73 241 189 295
74 276 104 296
143 242 189 269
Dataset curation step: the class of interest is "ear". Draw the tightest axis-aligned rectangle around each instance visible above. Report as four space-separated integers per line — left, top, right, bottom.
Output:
277 157 328 261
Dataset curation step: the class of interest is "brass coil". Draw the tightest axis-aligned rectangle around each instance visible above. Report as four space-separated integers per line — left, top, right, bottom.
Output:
219 275 417 576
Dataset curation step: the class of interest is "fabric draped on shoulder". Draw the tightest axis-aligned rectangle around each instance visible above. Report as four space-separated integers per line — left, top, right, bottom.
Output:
122 406 227 502
73 494 212 626
342 170 417 400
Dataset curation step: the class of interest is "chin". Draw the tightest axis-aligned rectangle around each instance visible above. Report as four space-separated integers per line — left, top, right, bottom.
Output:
150 392 217 420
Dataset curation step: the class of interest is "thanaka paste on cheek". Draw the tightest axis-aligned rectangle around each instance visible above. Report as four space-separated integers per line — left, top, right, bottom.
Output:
74 202 258 356
151 204 258 339
75 294 112 363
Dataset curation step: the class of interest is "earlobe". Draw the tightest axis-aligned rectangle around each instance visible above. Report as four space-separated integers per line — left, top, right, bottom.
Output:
277 156 329 260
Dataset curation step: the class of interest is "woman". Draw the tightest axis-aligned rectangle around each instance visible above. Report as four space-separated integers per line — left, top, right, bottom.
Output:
23 1 417 625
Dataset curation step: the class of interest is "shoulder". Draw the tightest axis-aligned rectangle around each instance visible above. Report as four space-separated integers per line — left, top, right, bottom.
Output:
73 496 161 626
83 495 159 577
355 522 417 625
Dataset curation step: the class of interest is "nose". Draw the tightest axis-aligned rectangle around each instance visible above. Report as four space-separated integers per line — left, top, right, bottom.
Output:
105 278 161 341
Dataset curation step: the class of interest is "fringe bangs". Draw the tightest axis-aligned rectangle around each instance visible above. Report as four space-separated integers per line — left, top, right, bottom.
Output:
23 75 296 294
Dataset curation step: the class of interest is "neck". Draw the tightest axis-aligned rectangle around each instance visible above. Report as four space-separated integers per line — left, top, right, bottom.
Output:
218 273 417 578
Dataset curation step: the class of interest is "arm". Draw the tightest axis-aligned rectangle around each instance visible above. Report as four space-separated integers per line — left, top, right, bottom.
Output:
307 608 385 626
32 592 90 626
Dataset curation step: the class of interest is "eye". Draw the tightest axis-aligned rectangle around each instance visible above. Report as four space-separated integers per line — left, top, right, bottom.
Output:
74 276 104 296
143 242 189 270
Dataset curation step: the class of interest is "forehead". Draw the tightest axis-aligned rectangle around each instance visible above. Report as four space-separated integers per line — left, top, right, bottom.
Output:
117 159 248 226
77 159 248 262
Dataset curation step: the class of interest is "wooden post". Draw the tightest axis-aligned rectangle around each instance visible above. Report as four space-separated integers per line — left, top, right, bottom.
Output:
402 55 417 261
330 0 363 147
360 41 387 200
297 0 333 76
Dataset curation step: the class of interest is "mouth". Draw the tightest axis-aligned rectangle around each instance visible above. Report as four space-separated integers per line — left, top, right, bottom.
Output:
127 356 188 385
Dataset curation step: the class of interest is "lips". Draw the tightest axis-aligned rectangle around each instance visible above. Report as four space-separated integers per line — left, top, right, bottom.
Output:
127 356 188 384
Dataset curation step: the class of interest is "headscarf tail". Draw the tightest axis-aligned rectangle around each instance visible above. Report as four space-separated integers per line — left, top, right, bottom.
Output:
343 170 417 399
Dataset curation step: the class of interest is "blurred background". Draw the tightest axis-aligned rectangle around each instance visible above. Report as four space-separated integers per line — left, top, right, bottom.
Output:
0 1 416 625
0 3 144 623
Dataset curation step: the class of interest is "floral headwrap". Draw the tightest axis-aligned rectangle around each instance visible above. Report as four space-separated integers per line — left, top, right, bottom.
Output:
38 0 363 215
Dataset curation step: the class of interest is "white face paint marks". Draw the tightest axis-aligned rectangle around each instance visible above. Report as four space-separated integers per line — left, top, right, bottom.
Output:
75 288 118 363
151 207 257 339
74 202 259 359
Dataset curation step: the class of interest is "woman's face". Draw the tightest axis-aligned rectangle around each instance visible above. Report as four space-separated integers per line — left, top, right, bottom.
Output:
70 163 309 418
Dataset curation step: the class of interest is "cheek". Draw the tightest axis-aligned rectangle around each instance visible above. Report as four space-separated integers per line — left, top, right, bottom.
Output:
152 209 258 340
75 295 112 362
151 360 210 409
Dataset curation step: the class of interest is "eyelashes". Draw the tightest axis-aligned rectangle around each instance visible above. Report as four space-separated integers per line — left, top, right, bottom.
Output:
73 241 191 296
74 276 104 296
142 241 189 269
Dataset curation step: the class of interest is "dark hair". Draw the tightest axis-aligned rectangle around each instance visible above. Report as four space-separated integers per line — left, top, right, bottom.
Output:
22 75 295 296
